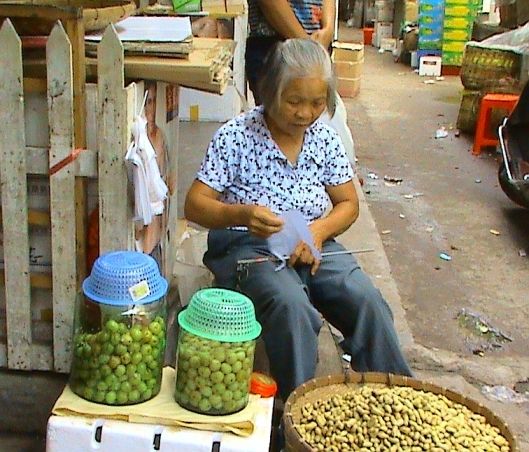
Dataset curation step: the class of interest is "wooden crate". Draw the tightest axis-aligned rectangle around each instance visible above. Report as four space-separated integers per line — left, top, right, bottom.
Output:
0 20 145 372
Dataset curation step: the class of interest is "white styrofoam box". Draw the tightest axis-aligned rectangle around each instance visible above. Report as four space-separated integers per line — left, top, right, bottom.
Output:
46 397 274 452
179 12 248 121
419 56 442 77
380 37 397 52
374 21 393 48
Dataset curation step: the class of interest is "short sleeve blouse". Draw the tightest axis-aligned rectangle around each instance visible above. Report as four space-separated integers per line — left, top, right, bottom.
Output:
196 106 354 224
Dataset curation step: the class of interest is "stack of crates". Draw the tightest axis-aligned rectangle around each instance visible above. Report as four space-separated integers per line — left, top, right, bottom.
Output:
418 0 444 61
442 0 483 66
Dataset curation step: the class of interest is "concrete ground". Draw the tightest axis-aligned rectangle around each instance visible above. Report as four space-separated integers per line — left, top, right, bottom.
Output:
2 23 529 451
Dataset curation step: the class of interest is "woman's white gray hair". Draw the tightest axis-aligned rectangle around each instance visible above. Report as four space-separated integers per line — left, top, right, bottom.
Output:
258 38 337 117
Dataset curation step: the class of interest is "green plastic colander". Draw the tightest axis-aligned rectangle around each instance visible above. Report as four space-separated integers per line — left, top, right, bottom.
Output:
178 288 262 342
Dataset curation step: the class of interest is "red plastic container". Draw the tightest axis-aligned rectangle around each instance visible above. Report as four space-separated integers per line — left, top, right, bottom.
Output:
363 27 374 45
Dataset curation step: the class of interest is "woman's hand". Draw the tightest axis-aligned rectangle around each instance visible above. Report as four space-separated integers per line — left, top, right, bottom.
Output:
245 205 284 238
289 241 321 275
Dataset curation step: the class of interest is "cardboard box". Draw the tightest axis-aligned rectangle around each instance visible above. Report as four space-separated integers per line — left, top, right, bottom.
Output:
374 21 393 47
337 77 361 98
419 55 442 76
332 41 364 62
405 0 419 22
334 60 363 79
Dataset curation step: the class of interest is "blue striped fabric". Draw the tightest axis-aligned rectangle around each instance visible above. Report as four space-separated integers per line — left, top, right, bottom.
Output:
248 0 323 37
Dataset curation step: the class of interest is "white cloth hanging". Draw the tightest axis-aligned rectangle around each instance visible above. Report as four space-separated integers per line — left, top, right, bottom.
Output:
125 95 168 226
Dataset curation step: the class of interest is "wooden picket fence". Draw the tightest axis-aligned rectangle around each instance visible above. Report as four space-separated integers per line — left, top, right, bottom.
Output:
0 19 138 372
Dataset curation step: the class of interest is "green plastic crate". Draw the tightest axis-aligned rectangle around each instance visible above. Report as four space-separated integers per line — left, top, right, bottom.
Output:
442 50 464 66
443 28 471 40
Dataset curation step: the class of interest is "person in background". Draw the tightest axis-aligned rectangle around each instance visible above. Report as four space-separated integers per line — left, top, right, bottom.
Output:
246 0 335 103
185 39 412 405
136 81 168 266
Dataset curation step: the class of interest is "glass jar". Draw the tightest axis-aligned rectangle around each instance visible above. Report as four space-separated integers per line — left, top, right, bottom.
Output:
174 288 261 415
69 251 168 405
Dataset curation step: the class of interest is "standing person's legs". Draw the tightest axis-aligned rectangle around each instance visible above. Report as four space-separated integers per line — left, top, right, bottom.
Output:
204 230 323 401
245 37 280 105
306 240 412 376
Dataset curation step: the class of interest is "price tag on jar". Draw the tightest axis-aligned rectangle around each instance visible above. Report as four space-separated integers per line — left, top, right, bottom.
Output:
128 280 150 302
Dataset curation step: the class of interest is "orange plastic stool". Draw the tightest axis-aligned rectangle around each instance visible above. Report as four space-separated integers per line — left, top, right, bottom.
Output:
473 93 519 156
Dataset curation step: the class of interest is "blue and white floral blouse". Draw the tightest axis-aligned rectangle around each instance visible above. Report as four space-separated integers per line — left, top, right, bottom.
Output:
196 106 354 224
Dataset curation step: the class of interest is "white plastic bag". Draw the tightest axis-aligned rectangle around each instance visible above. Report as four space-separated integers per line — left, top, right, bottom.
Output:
320 93 357 166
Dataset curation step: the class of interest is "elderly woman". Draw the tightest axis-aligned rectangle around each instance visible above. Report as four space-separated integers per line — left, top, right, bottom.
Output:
185 39 412 401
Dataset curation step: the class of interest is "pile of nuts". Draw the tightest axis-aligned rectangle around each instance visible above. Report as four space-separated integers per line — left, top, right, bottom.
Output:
293 385 510 452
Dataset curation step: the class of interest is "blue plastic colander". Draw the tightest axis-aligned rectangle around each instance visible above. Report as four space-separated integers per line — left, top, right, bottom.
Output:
82 251 168 306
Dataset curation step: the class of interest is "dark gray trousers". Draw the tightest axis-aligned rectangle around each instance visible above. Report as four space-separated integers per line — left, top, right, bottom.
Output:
204 229 412 401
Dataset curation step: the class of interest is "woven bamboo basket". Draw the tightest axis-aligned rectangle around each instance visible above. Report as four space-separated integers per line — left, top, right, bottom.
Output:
1 1 136 34
457 87 521 134
284 372 519 452
461 44 522 92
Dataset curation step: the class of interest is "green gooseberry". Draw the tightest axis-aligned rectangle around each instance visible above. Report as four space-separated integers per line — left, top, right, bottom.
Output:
116 391 128 404
130 326 143 342
212 348 225 362
105 320 119 333
129 390 140 402
120 381 132 393
178 392 190 405
198 398 212 412
95 391 106 403
187 368 198 379
232 361 243 373
121 352 131 365
198 367 211 378
105 391 117 404
121 333 133 346
98 354 110 366
148 321 162 336
129 342 141 354
209 359 221 372
225 352 238 366
201 386 212 398
114 344 127 356
97 381 109 392
115 364 126 377
148 360 158 371
142 329 153 343
220 363 232 374
131 352 143 365
102 343 114 355
221 390 233 402
108 356 121 369
213 382 226 394
210 394 222 407
211 371 224 384
110 333 121 346
142 388 153 400
100 365 112 377
224 373 236 385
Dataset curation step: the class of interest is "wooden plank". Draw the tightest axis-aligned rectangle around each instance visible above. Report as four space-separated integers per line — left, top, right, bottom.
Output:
47 22 77 373
0 19 32 370
0 271 52 290
0 4 81 21
0 340 52 370
97 25 132 252
26 146 97 177
64 17 87 287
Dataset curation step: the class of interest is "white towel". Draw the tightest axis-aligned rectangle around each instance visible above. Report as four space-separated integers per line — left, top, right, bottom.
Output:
125 115 168 226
